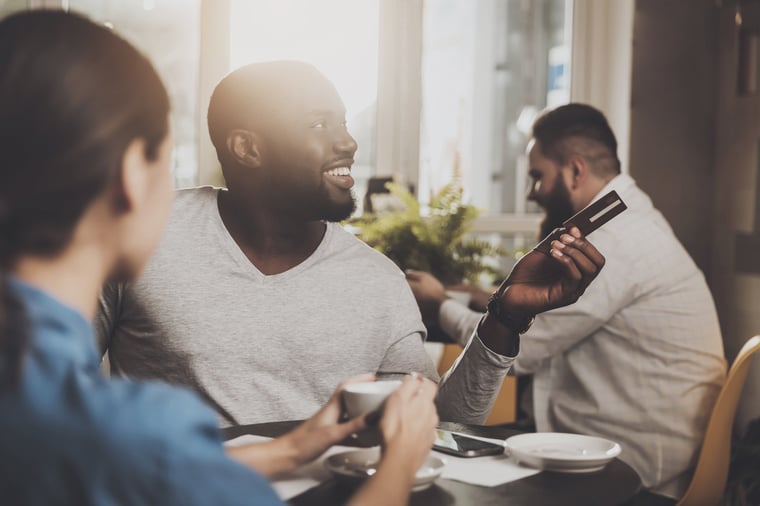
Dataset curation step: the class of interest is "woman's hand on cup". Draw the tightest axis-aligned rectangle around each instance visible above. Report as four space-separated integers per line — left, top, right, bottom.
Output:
285 373 376 466
378 374 439 474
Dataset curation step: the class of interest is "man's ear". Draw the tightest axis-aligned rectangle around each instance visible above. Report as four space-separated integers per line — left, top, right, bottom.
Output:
226 129 262 168
113 138 151 214
566 155 589 190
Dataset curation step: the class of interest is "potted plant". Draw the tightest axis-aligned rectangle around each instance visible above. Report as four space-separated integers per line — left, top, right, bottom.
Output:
349 182 506 286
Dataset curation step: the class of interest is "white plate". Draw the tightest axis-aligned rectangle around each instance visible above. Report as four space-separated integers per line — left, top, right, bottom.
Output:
324 448 446 492
505 432 621 473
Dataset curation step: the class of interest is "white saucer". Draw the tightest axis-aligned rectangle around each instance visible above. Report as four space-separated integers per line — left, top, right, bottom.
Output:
505 432 621 473
324 448 446 491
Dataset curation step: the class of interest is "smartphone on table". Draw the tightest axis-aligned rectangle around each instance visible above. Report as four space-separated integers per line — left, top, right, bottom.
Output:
432 429 505 458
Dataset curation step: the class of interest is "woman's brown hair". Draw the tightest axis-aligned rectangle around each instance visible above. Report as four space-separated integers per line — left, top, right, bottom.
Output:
0 10 170 386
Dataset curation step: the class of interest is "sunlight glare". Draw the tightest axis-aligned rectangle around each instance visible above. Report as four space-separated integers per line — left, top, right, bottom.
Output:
229 0 379 124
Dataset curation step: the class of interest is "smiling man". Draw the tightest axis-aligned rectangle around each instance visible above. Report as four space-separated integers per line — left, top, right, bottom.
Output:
97 62 605 430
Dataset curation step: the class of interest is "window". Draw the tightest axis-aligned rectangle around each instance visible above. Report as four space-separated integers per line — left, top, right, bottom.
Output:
20 0 571 258
419 0 570 273
420 0 569 214
69 0 202 188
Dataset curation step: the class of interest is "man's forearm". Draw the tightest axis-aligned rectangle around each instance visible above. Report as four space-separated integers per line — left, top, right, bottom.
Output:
436 326 515 424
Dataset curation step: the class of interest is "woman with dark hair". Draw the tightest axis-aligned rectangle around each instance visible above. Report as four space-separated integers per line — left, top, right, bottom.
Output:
0 10 438 505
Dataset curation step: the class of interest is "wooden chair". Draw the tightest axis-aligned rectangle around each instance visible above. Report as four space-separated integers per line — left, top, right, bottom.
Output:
677 335 760 506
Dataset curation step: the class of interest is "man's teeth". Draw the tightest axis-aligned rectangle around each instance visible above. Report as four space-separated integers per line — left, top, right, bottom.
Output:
326 167 351 177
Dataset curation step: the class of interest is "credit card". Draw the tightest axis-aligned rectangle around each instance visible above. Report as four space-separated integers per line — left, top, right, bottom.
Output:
534 190 627 254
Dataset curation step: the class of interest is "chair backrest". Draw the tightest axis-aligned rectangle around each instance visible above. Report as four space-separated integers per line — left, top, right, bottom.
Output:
677 335 760 506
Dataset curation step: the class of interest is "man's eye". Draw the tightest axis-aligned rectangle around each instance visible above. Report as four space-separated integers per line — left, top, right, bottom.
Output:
311 121 327 128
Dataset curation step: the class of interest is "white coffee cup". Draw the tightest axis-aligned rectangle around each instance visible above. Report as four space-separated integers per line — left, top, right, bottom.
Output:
342 380 403 419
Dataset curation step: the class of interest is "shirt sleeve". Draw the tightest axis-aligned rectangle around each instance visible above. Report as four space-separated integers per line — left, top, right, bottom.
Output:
163 410 283 506
436 322 515 424
377 280 440 382
106 380 284 506
378 278 515 424
379 332 440 381
438 298 484 347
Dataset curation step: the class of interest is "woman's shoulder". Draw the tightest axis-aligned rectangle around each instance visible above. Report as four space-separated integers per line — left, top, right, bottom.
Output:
98 378 219 447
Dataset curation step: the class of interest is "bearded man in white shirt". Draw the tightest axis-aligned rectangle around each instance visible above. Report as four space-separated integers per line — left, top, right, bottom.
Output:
406 103 727 502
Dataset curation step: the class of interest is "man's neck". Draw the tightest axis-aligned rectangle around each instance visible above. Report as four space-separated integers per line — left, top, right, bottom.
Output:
217 189 327 275
576 173 618 212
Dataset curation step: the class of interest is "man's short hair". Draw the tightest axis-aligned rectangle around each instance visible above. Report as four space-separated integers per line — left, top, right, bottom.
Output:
531 103 621 176
206 61 323 166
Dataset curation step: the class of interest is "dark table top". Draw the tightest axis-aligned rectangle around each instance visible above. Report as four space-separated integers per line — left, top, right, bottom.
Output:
222 421 642 506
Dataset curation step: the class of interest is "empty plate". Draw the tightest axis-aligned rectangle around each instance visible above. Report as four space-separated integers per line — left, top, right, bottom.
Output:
505 432 621 473
324 448 446 491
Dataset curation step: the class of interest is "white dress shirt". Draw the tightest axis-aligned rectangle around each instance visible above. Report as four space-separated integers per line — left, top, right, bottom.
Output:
439 174 726 499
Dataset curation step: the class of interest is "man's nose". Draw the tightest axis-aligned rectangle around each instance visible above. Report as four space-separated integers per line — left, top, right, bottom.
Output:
334 129 358 156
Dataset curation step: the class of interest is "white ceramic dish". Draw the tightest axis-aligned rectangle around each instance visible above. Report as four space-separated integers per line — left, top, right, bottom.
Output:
505 432 621 473
324 448 446 491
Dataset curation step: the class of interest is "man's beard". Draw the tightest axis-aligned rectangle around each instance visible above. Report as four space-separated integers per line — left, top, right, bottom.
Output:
318 191 357 222
538 179 575 240
301 182 356 222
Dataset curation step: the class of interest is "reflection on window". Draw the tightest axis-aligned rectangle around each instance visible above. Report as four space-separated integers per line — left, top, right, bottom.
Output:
69 0 201 189
229 0 379 209
419 0 569 221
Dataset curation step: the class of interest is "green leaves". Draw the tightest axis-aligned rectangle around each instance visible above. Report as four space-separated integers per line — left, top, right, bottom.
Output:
350 182 506 286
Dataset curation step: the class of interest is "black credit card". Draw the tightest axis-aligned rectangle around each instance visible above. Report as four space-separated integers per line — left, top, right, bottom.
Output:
534 190 627 254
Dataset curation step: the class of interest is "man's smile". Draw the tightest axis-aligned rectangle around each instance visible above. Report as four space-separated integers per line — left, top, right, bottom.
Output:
323 164 354 189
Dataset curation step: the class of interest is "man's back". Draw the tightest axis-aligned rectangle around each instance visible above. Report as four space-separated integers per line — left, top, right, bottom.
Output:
515 173 726 498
